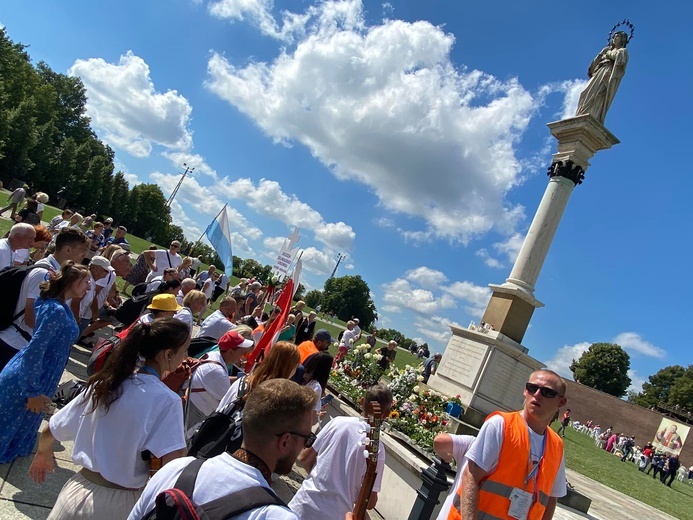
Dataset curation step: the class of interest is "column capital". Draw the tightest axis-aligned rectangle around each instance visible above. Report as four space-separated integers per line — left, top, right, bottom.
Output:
547 160 585 186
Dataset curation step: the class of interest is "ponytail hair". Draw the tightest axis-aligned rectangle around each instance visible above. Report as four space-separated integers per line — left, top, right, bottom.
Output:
86 318 190 412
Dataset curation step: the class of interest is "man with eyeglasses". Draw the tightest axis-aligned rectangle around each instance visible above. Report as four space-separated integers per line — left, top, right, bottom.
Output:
289 384 393 520
146 240 183 282
445 369 568 520
129 379 317 519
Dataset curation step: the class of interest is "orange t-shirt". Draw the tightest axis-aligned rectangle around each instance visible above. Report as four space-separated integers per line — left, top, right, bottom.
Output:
297 340 318 363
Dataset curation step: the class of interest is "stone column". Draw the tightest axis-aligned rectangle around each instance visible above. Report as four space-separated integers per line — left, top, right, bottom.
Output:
480 115 620 344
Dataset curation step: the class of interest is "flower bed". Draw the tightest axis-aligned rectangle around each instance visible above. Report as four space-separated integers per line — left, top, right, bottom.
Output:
330 347 464 453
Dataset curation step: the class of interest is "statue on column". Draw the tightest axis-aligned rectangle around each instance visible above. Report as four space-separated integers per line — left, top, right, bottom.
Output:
576 20 635 124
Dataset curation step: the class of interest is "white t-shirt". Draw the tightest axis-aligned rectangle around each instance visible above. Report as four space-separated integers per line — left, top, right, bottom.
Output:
185 350 229 437
127 453 297 520
79 277 96 320
174 306 194 331
202 278 214 300
146 276 164 293
217 274 230 290
288 416 386 520
340 329 357 349
0 255 58 350
464 414 567 498
0 238 12 270
199 310 236 340
435 435 476 520
148 250 183 280
49 373 186 489
306 380 322 415
12 248 30 265
216 377 244 412
81 268 116 320
191 257 202 270
37 202 44 214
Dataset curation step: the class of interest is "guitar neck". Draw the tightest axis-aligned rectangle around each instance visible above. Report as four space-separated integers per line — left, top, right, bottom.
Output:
352 402 382 520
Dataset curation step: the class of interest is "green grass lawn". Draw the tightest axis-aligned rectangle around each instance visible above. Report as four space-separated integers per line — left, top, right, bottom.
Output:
559 424 693 519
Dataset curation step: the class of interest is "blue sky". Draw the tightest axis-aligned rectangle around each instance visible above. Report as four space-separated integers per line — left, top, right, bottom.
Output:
3 0 692 393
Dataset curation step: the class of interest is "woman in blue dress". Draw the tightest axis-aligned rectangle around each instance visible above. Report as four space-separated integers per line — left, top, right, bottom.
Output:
0 261 89 463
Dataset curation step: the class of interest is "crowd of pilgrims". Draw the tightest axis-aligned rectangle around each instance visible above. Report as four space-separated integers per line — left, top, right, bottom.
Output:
0 203 390 520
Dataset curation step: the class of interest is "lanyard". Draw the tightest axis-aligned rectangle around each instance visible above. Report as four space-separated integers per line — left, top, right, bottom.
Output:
524 432 546 484
140 365 160 378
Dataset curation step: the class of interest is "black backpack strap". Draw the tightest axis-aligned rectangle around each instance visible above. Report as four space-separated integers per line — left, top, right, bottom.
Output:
172 458 206 497
11 265 51 323
200 485 286 519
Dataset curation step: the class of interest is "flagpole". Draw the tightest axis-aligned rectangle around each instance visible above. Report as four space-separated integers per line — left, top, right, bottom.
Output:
189 204 227 256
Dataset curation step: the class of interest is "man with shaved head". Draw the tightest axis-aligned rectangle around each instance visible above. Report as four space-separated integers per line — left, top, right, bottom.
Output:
445 369 568 520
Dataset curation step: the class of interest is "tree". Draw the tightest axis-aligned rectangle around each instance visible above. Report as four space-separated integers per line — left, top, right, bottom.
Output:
668 369 693 411
304 289 323 309
322 275 377 329
629 365 686 408
569 342 631 397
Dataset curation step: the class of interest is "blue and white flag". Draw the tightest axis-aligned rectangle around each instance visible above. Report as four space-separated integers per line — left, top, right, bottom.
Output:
205 205 233 277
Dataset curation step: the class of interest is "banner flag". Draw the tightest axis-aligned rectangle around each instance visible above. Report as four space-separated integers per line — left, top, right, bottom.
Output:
205 205 233 277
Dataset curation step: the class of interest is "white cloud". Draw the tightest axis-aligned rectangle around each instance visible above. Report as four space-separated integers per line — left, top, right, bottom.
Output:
544 332 666 382
381 304 402 314
441 281 491 318
299 246 336 275
475 248 504 269
162 151 217 179
382 278 440 314
220 178 355 250
69 52 193 157
404 266 448 289
122 173 141 188
150 172 263 242
493 232 524 264
628 369 646 394
206 0 543 244
313 222 355 251
558 79 588 120
543 341 591 379
613 332 666 359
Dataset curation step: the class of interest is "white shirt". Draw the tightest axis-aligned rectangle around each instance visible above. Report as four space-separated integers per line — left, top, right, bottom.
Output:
78 277 96 320
202 278 214 299
146 276 164 293
217 273 230 290
81 268 116 320
12 248 29 265
128 453 297 520
198 310 236 340
216 377 244 412
289 416 385 520
435 435 476 520
306 380 322 415
464 414 567 498
174 306 194 331
191 257 202 270
148 249 183 280
185 350 229 438
0 238 12 270
0 255 58 350
340 329 357 349
50 373 186 489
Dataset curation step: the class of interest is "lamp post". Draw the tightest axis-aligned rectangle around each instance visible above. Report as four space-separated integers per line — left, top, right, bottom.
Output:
166 163 194 207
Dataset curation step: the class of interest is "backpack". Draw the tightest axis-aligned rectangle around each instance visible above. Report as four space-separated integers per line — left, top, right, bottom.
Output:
53 379 86 408
0 264 51 330
187 378 249 459
143 458 285 520
188 336 219 359
114 286 158 326
86 336 121 376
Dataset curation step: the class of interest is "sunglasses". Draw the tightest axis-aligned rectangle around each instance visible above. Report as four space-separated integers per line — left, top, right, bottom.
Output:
277 431 317 448
525 382 563 399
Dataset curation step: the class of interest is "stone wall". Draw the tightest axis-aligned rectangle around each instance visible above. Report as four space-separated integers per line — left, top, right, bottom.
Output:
563 380 693 466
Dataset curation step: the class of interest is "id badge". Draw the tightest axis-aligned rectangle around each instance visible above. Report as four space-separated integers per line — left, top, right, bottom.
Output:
508 487 532 520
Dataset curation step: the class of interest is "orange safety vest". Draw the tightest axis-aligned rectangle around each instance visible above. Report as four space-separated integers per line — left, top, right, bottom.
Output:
447 411 563 520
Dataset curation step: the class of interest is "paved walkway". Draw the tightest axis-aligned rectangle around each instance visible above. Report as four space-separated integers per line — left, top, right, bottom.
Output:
0 335 680 519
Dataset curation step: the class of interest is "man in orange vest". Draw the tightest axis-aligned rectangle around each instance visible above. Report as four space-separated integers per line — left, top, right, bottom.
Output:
446 369 568 520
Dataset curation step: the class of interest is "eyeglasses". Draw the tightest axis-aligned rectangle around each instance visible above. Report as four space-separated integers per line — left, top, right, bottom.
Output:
276 431 317 448
525 382 563 399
